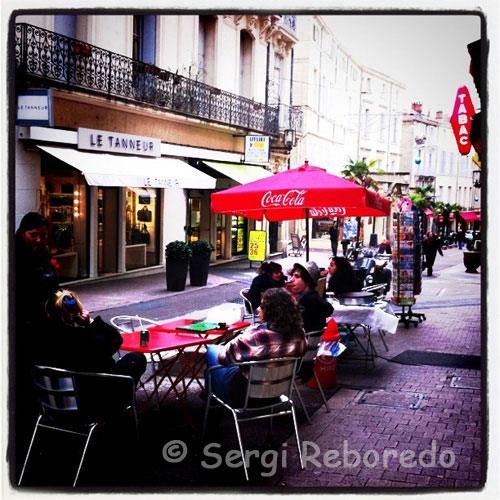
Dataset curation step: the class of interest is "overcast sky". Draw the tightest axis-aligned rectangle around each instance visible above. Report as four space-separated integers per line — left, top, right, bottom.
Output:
324 14 482 116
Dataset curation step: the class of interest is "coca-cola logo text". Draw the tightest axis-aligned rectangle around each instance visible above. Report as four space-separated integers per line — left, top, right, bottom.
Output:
261 190 306 208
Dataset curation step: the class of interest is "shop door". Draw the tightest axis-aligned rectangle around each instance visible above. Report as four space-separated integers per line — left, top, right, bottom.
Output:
98 187 119 275
269 222 279 253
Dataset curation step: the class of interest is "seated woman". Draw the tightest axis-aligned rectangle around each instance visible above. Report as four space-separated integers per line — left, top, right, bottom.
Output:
246 261 285 310
37 289 146 384
326 256 362 296
206 288 306 406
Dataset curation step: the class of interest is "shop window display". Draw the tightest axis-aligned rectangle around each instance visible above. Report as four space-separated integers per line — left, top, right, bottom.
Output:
125 188 159 269
40 166 87 281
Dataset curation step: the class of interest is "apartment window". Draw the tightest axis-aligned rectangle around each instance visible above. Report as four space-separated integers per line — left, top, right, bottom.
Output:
133 15 156 63
429 152 433 170
198 15 216 85
381 83 386 101
391 160 396 172
363 108 369 137
239 30 253 99
366 77 371 92
379 114 385 141
440 151 447 174
54 15 76 38
447 186 452 203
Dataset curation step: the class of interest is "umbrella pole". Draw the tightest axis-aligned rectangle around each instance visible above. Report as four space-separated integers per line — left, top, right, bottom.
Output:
306 208 310 261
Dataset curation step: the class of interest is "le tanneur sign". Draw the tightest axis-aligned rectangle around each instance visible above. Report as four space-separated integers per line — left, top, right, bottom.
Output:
78 127 161 157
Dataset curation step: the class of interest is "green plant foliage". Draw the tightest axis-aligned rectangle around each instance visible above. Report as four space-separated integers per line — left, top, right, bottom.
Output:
165 240 192 260
188 239 215 256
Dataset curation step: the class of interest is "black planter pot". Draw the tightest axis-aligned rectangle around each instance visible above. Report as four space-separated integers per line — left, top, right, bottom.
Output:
166 259 189 291
463 250 481 274
189 254 210 286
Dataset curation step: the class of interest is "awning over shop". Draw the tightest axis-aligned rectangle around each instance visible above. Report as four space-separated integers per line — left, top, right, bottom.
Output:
424 208 434 217
459 211 481 222
203 161 273 185
38 145 216 189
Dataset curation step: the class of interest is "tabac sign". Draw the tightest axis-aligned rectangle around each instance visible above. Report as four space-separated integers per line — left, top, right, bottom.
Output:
450 86 475 155
78 128 161 157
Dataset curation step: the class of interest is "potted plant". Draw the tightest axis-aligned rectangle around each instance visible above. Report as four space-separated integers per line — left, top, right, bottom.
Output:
165 240 192 291
188 240 215 286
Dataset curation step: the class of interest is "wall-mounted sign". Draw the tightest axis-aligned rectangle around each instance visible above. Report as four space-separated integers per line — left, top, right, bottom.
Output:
78 127 161 157
245 136 270 165
450 86 475 155
16 89 54 126
248 230 267 262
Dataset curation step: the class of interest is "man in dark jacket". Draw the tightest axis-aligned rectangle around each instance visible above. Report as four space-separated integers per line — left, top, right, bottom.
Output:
287 261 333 332
328 220 339 257
287 261 333 381
423 231 443 277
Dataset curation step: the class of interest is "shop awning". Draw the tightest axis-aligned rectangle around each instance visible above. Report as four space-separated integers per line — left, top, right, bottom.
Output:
38 145 216 189
424 208 434 217
460 211 481 222
202 161 273 185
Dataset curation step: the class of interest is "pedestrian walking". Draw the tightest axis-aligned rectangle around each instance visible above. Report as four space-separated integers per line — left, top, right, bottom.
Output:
328 219 339 256
423 231 443 276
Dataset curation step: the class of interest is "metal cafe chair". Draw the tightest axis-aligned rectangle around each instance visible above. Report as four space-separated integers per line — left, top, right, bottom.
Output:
292 329 331 425
18 365 137 487
239 288 259 325
201 357 304 481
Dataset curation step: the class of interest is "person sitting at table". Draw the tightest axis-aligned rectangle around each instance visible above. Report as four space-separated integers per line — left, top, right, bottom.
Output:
287 261 334 333
205 288 306 406
246 261 285 310
37 289 146 384
325 256 362 296
287 261 333 381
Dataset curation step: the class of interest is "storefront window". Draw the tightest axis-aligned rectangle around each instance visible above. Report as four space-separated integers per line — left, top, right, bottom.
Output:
125 188 159 270
231 216 247 255
187 197 201 243
41 160 87 281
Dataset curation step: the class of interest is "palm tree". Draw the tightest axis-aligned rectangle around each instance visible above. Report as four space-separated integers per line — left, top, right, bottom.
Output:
434 202 463 237
341 158 384 244
409 184 435 234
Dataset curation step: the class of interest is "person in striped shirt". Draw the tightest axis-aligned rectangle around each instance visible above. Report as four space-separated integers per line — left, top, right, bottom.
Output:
205 288 306 405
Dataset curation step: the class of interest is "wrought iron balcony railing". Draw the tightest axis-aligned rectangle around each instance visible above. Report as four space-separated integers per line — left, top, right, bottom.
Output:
279 103 304 136
277 15 296 35
15 23 285 136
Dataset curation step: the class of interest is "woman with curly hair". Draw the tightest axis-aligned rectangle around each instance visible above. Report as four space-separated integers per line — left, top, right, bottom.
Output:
205 288 306 405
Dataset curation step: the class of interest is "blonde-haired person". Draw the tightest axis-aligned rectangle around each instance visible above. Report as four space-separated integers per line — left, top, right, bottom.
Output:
38 290 146 384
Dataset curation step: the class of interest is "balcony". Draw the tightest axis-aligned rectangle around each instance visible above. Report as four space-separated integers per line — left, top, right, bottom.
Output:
277 15 296 36
15 23 287 137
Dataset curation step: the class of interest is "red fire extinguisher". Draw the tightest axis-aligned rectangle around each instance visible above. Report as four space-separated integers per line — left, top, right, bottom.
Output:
306 318 340 390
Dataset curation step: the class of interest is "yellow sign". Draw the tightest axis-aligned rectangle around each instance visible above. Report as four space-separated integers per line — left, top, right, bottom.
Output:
248 230 267 262
472 153 481 168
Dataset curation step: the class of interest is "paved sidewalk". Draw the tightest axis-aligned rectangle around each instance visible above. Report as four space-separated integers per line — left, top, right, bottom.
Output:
62 246 485 491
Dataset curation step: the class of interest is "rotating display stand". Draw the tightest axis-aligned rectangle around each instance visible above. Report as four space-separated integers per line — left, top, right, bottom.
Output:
391 209 427 328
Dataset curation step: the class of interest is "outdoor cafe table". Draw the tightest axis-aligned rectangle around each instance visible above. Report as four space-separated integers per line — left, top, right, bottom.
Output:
332 302 399 368
120 320 250 426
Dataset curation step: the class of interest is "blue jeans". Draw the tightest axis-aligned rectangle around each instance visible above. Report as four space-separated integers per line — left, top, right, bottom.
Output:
205 345 241 405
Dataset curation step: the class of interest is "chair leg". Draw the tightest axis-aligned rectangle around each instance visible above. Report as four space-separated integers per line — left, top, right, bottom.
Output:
73 424 98 487
230 410 249 481
18 415 42 486
289 401 304 470
292 380 311 425
200 394 213 445
313 371 331 413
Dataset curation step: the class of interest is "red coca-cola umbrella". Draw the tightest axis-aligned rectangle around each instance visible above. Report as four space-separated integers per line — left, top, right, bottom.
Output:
211 161 391 260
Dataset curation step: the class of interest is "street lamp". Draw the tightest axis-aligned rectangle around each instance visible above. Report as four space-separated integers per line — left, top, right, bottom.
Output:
284 128 296 150
472 170 481 188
